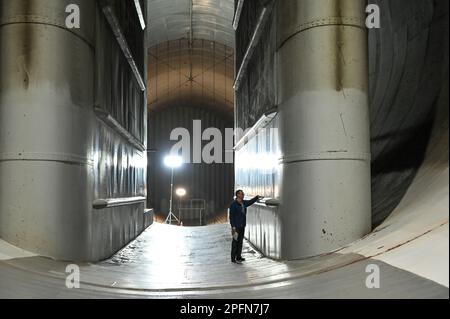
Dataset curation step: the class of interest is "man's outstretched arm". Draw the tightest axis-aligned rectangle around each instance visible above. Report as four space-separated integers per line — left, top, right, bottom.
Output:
244 195 260 207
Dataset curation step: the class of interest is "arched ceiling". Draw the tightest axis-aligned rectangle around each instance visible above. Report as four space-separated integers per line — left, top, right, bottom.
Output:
147 39 235 116
146 0 236 115
146 0 235 49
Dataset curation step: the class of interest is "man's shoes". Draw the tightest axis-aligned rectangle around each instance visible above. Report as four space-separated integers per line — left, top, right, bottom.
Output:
236 257 246 262
231 259 242 264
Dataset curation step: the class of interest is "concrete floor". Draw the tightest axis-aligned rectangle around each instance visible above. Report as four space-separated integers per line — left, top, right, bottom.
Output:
0 222 447 299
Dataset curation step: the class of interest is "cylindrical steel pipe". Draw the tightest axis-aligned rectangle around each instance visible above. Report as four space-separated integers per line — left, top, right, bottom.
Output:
277 0 371 258
0 0 96 260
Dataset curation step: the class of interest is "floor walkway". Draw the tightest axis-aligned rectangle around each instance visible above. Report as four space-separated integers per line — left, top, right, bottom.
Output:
0 223 447 298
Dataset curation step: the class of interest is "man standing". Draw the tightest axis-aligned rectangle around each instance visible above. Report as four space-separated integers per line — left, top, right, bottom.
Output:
229 190 261 263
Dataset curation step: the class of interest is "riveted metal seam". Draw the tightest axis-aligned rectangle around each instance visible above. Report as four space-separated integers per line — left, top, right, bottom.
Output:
0 152 94 166
0 15 94 49
278 16 366 51
280 151 371 164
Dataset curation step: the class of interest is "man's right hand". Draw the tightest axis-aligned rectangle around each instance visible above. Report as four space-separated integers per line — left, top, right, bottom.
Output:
231 228 239 241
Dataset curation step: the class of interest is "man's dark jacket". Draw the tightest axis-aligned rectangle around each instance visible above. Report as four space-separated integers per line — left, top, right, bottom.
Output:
229 196 259 228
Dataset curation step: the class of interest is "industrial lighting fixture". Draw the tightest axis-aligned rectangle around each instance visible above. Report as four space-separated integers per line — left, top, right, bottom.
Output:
176 188 187 225
133 0 146 30
176 188 187 197
164 155 183 224
164 155 183 168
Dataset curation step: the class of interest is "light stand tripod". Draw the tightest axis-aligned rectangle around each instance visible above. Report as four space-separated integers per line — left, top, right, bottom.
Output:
164 166 180 224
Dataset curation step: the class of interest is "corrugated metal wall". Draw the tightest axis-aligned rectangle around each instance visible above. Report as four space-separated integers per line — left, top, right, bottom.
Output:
148 105 234 225
235 0 277 140
0 0 149 261
94 0 147 201
91 0 149 260
96 0 147 142
235 115 281 199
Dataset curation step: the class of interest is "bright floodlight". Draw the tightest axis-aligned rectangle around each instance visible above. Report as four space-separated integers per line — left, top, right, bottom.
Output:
176 188 187 197
164 155 183 168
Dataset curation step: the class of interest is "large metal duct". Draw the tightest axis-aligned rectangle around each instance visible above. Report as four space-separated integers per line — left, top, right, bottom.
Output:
236 0 371 259
235 0 448 261
277 0 371 259
0 0 96 260
0 0 150 261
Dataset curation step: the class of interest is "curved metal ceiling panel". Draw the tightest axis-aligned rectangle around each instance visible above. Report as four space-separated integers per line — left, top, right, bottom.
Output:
147 39 235 115
147 0 235 48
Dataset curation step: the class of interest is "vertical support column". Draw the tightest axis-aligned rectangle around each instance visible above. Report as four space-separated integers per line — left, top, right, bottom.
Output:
0 0 95 260
277 0 371 258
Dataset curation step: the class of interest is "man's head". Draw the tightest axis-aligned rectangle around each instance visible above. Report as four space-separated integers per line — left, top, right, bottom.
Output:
235 189 244 201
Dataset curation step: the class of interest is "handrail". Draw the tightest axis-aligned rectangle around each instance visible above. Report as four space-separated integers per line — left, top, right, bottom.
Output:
243 196 280 207
94 107 146 152
261 198 280 207
234 109 278 151
93 196 146 209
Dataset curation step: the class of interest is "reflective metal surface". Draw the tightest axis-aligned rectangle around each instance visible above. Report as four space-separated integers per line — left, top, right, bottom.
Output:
0 222 447 298
0 0 150 262
235 0 277 138
235 115 281 200
236 0 371 259
148 39 235 116
147 0 235 49
0 0 96 261
235 115 282 257
235 0 448 261
0 0 447 300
